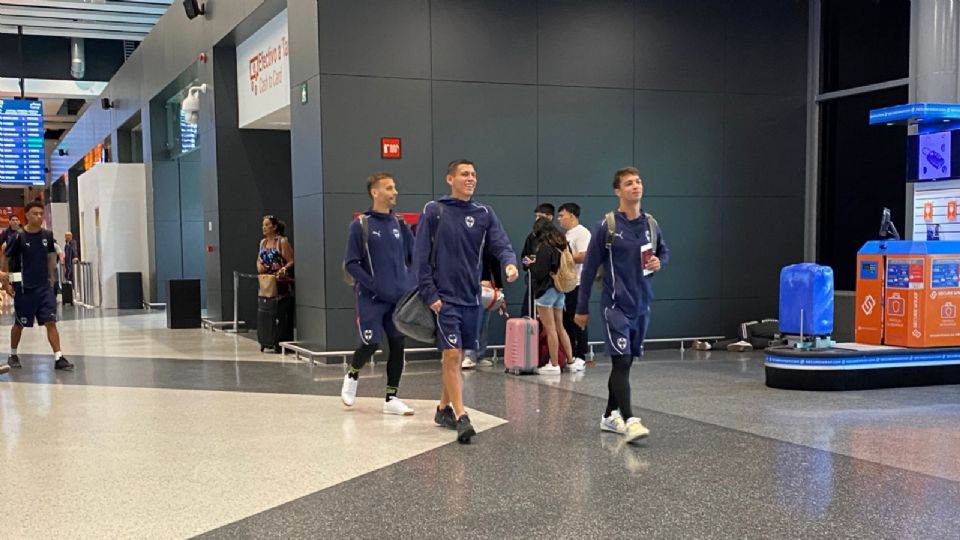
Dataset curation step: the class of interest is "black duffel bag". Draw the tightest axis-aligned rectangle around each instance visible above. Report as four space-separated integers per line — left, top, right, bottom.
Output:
392 289 436 343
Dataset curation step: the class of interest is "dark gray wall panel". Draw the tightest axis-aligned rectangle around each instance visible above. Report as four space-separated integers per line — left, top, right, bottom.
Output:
320 75 432 194
293 195 327 310
325 307 358 351
431 0 537 84
725 0 807 96
635 91 724 197
723 93 805 198
288 0 320 84
154 220 184 303
538 0 634 88
318 0 430 78
433 82 537 196
298 304 327 345
293 194 326 308
721 197 803 299
720 296 780 333
152 160 181 219
635 0 726 92
538 86 633 196
291 76 323 198
645 197 722 301
648 299 725 338
178 155 203 221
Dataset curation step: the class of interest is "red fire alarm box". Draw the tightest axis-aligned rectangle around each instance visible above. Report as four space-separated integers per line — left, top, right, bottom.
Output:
381 137 401 159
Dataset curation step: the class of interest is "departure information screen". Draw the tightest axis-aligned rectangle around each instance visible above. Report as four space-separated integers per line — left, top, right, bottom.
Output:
0 99 45 186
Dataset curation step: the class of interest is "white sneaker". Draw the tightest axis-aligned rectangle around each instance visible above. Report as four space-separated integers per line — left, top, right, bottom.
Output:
461 357 477 369
477 358 494 367
569 358 586 372
383 396 414 416
623 417 650 443
600 410 626 434
340 375 358 406
538 363 561 375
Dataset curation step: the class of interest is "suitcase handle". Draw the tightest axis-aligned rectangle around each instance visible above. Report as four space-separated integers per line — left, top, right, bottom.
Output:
527 269 533 317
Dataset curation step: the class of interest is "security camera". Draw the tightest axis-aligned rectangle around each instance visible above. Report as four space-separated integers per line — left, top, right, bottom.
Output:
181 84 207 125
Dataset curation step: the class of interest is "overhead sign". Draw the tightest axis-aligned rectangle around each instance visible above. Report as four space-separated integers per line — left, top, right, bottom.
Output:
381 137 401 159
0 99 45 185
869 102 960 125
236 9 290 129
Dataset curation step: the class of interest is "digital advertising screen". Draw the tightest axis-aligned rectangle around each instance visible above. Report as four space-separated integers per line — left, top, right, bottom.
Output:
0 99 45 186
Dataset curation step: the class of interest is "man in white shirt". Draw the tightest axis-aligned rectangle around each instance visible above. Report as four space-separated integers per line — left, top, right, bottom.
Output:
558 202 591 371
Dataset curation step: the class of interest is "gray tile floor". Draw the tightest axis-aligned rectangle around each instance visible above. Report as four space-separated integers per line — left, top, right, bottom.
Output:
3 312 959 538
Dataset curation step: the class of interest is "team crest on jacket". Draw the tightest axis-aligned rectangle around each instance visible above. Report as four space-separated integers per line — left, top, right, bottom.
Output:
363 329 373 341
645 230 651 242
393 228 400 239
464 216 475 228
617 337 627 350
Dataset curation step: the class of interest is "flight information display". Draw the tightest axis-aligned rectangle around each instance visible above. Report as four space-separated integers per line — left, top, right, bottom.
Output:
0 99 45 186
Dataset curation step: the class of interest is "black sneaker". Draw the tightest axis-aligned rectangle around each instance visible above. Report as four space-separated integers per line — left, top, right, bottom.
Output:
54 357 74 371
456 414 476 444
434 405 456 430
7 354 21 369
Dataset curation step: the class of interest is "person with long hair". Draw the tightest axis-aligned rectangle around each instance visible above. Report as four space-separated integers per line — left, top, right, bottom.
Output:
257 215 295 291
529 219 575 375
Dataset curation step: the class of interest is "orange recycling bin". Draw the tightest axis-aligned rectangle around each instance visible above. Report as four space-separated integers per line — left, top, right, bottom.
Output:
857 241 960 348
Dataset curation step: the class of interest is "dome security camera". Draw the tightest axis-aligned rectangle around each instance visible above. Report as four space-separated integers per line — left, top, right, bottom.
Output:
181 84 207 125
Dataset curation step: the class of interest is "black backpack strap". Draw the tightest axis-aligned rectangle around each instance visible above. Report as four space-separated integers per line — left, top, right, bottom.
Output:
604 211 617 250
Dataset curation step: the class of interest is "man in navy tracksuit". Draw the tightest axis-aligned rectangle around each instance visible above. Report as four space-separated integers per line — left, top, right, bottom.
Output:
576 166 669 444
415 159 519 443
342 172 417 416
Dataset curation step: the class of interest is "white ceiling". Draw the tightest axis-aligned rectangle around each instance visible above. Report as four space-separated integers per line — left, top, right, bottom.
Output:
0 0 172 41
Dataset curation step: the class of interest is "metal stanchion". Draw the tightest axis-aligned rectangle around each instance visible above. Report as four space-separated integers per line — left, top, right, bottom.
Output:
234 270 240 333
202 270 256 332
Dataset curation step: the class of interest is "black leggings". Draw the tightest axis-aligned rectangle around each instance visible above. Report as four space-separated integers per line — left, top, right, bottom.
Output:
350 336 405 389
605 355 635 419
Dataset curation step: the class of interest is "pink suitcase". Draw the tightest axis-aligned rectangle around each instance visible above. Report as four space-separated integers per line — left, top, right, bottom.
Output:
504 271 539 375
504 317 538 374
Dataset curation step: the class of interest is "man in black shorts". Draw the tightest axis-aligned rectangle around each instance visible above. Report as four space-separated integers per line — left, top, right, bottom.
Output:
3 201 72 371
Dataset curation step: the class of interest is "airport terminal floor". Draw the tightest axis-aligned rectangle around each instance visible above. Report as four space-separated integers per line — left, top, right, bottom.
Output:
2 307 959 539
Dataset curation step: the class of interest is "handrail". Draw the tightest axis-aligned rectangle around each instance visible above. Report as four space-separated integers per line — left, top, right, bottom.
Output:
201 270 259 332
279 335 726 365
72 261 97 307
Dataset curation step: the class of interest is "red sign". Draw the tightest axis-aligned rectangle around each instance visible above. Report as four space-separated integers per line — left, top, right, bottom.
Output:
949 201 957 221
924 202 934 222
381 137 401 159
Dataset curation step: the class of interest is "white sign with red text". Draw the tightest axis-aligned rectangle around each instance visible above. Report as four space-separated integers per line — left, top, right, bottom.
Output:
236 9 290 129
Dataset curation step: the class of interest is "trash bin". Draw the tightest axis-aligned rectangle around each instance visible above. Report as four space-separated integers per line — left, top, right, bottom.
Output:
167 279 201 329
117 272 143 310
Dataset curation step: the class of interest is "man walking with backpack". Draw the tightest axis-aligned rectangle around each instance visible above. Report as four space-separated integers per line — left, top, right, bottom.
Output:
3 201 73 371
342 173 417 416
575 167 669 443
416 159 518 443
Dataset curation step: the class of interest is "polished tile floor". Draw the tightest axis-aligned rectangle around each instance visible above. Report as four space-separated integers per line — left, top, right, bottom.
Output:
2 307 960 539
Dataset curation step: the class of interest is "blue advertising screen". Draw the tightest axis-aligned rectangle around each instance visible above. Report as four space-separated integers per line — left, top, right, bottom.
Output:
0 99 45 186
